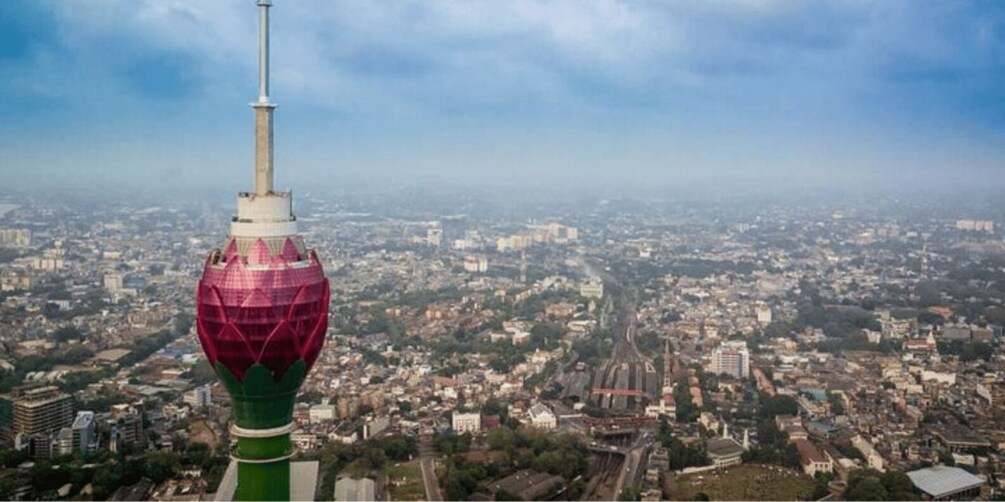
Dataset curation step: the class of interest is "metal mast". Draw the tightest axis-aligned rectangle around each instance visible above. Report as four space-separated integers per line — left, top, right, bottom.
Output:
253 0 276 195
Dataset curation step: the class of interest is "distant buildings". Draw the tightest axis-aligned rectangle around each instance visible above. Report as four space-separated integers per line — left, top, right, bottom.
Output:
709 341 750 379
0 228 31 247
309 404 336 424
463 255 488 273
756 305 772 324
955 219 994 232
103 273 124 292
452 411 481 433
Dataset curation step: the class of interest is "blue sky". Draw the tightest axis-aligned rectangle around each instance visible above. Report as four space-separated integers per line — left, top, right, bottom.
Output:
1 0 1004 192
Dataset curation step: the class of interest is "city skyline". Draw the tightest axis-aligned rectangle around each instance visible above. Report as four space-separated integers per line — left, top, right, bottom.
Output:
2 1 1004 191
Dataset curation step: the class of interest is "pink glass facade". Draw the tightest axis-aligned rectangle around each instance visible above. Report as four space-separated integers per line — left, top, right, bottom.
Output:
196 237 329 381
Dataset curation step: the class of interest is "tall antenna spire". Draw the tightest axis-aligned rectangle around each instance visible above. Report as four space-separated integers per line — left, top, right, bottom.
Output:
253 0 276 195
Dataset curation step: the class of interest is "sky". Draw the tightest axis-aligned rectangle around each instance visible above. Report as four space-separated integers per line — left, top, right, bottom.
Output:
1 0 1004 193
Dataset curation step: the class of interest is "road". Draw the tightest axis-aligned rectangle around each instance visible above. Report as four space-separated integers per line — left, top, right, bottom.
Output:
612 430 652 499
419 457 443 502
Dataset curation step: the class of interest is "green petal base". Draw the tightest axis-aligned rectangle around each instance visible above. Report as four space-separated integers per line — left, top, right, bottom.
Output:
214 360 309 501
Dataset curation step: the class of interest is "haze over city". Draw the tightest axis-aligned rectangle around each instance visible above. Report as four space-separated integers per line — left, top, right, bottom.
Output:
2 0 1004 192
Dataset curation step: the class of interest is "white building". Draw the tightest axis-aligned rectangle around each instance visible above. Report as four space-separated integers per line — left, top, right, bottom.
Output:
452 411 481 433
426 228 443 247
851 435 885 472
363 417 389 440
527 403 557 430
710 341 750 379
756 305 772 324
0 228 31 247
463 255 488 273
183 384 212 411
71 411 95 454
579 279 604 299
309 404 336 424
103 273 123 292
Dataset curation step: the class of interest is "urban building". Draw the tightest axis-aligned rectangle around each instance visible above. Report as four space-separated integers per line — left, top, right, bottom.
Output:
463 255 488 273
183 384 212 411
0 228 31 247
11 386 74 438
527 403 557 430
451 411 482 433
579 279 604 299
793 439 832 477
709 341 750 379
71 411 95 454
706 437 745 468
907 466 985 501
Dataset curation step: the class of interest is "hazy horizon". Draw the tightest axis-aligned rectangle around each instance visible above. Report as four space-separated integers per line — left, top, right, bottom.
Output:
2 0 1004 192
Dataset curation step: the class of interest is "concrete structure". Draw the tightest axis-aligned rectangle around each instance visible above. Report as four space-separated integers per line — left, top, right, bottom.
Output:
309 404 336 424
183 384 212 411
70 411 95 454
363 416 389 440
451 411 481 433
907 466 985 501
706 437 744 468
462 255 488 273
709 341 750 379
0 228 31 247
11 386 73 438
109 413 143 453
756 305 772 324
579 279 604 299
103 273 123 292
851 435 885 472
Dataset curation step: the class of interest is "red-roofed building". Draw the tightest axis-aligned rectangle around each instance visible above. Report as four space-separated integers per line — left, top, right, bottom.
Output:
794 439 832 477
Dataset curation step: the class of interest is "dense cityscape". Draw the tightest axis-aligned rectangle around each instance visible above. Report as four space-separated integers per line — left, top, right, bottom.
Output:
1 186 1004 500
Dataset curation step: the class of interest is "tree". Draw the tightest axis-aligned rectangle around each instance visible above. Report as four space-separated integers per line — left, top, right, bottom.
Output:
847 477 887 501
52 326 84 343
880 471 918 501
760 395 799 418
618 486 642 501
487 427 516 451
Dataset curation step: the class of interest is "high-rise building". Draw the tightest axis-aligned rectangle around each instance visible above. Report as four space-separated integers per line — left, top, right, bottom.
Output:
193 2 329 500
0 228 32 248
710 341 750 380
109 412 144 453
71 411 95 454
184 384 213 411
11 385 74 438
